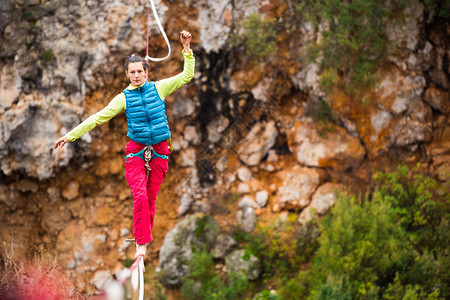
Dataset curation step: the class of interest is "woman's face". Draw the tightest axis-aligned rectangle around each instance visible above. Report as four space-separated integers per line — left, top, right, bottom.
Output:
126 62 146 86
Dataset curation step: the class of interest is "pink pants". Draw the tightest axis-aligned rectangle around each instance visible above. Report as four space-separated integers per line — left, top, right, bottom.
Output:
124 139 170 245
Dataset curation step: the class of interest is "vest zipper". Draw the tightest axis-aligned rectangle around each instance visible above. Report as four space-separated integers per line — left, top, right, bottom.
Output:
139 85 152 128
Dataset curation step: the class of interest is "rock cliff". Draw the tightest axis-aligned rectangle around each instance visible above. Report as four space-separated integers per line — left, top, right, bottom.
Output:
0 0 448 296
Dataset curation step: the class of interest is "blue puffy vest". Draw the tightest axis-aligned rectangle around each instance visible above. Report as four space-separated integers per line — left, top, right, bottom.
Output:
124 81 171 145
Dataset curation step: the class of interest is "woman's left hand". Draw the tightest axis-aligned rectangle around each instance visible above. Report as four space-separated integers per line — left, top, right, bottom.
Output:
180 30 192 54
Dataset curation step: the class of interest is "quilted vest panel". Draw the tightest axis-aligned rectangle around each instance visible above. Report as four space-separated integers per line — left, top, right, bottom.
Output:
124 81 171 145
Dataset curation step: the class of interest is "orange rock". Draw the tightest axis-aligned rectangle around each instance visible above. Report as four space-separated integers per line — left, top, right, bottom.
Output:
96 205 114 226
423 87 450 114
286 117 365 171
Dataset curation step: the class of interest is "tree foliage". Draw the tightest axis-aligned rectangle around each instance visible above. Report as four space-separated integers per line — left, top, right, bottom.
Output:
279 165 449 299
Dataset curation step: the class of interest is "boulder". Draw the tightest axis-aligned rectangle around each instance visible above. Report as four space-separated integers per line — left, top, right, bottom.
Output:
255 190 269 208
310 183 345 215
195 0 260 53
291 63 324 97
225 249 261 280
237 166 252 182
238 121 278 166
237 183 251 194
0 98 75 179
251 78 271 102
213 234 237 259
375 67 427 115
157 213 220 287
287 117 365 171
299 182 344 225
274 166 324 211
298 207 315 226
62 181 80 200
423 87 450 115
236 206 257 232
238 196 258 209
429 67 449 90
172 133 189 152
393 117 432 148
96 206 114 226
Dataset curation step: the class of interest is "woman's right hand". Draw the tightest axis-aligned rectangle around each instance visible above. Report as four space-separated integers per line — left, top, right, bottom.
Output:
54 136 68 149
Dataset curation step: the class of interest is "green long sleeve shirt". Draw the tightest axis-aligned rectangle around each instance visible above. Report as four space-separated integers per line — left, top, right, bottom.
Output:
66 50 195 142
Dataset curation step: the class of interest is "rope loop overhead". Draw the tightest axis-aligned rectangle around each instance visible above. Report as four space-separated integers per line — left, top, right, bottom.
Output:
145 0 171 63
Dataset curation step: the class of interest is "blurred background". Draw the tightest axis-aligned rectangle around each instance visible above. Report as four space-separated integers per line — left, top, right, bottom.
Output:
0 0 449 299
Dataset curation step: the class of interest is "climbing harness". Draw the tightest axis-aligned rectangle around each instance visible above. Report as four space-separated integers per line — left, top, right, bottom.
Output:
125 146 169 167
145 0 172 71
125 146 169 180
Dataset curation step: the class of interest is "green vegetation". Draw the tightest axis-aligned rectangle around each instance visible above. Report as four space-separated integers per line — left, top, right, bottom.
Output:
230 1 413 94
123 257 134 268
306 97 338 138
423 0 450 21
229 14 278 62
149 282 168 300
42 49 54 63
235 214 318 281
293 0 407 94
180 165 448 299
279 165 449 299
181 250 249 300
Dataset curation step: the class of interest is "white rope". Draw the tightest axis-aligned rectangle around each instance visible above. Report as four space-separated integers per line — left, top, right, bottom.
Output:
138 258 145 300
104 239 145 300
146 0 171 62
130 255 145 300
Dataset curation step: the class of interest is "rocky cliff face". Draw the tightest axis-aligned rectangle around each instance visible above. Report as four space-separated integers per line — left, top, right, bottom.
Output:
0 0 448 296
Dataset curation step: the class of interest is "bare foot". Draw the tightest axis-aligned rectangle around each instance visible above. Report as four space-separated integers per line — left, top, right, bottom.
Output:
135 244 147 259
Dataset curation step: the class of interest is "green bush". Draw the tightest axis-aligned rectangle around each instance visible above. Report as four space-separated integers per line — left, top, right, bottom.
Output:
180 249 249 300
237 214 317 282
229 14 278 62
373 165 447 232
278 165 449 299
253 289 280 300
312 194 413 298
383 274 442 300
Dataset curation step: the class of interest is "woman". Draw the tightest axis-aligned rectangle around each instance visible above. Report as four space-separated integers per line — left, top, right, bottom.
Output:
54 30 195 258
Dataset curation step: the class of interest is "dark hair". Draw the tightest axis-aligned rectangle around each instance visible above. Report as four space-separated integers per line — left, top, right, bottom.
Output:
124 53 150 71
